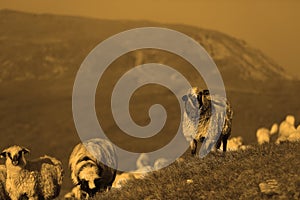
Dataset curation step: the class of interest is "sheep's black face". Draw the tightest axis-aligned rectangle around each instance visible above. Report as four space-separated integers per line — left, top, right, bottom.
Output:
78 165 102 197
9 150 28 166
11 152 21 166
0 146 30 167
79 179 100 197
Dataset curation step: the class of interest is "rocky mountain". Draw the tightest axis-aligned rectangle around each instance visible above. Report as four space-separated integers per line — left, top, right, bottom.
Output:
0 9 294 86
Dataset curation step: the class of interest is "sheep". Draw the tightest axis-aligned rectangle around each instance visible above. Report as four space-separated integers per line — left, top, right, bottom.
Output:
0 165 10 199
256 128 271 145
219 136 247 151
287 131 300 142
279 115 296 138
182 87 233 157
0 145 63 200
287 125 300 142
276 115 297 144
111 155 169 190
67 138 117 199
136 153 151 170
112 169 152 190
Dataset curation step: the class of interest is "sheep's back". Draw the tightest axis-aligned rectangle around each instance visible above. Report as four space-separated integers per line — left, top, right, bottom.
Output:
0 165 10 199
26 156 63 199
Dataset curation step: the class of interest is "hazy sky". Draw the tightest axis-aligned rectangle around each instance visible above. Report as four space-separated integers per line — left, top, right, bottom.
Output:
1 0 299 77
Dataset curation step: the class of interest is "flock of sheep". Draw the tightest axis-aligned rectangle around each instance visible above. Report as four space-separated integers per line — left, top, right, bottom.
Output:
0 138 118 200
0 87 298 199
256 115 300 145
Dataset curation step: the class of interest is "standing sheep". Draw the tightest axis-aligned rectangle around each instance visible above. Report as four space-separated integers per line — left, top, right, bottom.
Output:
256 128 271 145
182 87 233 157
65 138 117 199
0 145 63 200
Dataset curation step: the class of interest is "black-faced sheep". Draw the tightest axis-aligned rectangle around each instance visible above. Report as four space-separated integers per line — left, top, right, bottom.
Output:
182 87 233 157
0 145 63 200
65 138 117 199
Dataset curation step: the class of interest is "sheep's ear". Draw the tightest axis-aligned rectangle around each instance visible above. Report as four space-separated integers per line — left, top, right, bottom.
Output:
21 148 30 154
182 95 188 101
0 151 6 158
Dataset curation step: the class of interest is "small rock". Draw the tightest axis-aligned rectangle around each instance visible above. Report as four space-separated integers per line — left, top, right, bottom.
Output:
186 179 193 184
259 179 280 196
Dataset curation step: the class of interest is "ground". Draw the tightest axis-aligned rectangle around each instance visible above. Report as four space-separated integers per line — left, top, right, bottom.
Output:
90 142 300 200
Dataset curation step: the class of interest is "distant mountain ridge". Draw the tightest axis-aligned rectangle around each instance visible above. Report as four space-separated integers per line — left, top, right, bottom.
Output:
0 9 294 86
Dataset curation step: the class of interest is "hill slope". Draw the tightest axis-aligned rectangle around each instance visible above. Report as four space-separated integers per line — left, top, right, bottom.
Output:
94 142 300 200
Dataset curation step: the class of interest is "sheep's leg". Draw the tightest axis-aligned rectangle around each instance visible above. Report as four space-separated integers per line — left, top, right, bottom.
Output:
215 136 222 150
190 139 197 155
222 135 229 152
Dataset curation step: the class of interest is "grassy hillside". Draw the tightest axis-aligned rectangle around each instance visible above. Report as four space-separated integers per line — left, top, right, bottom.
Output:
93 142 300 200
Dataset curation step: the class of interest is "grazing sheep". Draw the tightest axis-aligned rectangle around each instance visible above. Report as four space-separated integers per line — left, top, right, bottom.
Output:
111 155 169 189
279 115 296 138
256 128 271 145
182 87 233 156
0 145 63 200
287 126 300 142
220 136 248 151
67 138 117 199
276 115 297 144
112 170 149 189
0 165 10 199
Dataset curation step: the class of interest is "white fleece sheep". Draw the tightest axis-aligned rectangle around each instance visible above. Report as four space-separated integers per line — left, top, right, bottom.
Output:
276 115 297 144
287 125 300 142
279 115 296 138
136 153 151 170
112 171 146 189
256 128 271 145
0 145 63 200
219 136 248 151
66 138 117 199
111 154 169 189
182 87 233 157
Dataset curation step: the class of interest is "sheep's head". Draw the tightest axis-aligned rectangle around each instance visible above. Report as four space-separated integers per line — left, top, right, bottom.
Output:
182 87 211 110
78 164 102 196
182 87 201 113
199 89 211 111
0 145 30 167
